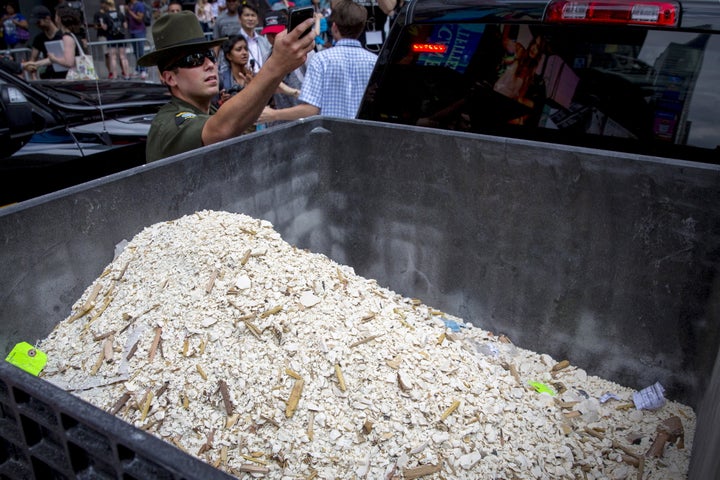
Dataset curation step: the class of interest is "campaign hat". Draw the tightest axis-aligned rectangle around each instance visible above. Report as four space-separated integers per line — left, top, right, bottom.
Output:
137 11 226 67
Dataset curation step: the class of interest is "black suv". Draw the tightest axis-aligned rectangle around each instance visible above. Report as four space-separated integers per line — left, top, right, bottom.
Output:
0 64 169 206
358 0 720 163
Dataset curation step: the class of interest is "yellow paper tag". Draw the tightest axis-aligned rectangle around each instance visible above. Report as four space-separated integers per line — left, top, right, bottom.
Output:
5 342 47 376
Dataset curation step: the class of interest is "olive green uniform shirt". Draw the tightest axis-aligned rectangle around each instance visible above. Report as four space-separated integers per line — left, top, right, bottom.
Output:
146 96 216 163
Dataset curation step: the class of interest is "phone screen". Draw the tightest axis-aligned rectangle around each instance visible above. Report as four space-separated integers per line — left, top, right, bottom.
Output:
288 7 314 38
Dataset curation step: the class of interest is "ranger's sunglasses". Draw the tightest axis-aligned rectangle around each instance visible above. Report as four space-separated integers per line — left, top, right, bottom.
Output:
168 50 217 70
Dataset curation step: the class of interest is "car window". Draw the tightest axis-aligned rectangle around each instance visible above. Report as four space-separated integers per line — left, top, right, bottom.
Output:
359 23 720 161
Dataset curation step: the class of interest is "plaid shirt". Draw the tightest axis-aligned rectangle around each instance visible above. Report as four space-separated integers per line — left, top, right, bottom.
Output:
299 39 378 119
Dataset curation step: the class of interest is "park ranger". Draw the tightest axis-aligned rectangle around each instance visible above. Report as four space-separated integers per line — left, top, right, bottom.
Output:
139 11 315 162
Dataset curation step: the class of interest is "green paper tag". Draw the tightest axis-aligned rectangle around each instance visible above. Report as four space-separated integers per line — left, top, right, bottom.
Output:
5 342 47 376
528 380 557 396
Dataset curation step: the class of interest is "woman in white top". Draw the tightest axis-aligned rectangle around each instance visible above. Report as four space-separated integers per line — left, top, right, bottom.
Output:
195 0 213 32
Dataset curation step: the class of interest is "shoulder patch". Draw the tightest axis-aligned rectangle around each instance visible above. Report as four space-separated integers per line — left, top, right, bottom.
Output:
175 111 198 126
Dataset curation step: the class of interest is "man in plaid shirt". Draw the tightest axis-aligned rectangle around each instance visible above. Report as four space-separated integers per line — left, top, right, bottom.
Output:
257 0 377 122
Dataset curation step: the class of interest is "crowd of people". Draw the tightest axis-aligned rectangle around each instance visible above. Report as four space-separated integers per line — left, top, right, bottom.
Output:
2 0 406 161
3 0 402 82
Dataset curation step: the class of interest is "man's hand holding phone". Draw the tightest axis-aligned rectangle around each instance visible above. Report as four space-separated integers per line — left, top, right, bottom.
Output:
260 9 315 76
288 6 315 39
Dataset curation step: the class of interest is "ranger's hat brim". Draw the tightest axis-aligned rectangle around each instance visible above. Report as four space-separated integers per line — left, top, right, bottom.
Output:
138 11 226 68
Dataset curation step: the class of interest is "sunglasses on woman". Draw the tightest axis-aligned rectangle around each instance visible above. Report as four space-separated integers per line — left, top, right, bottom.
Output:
163 50 217 71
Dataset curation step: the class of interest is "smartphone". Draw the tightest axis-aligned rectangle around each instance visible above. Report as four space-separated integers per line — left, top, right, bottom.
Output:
288 6 314 38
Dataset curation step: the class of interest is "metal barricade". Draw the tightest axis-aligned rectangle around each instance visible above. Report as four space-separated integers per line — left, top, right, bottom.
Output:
86 33 216 82
87 37 159 82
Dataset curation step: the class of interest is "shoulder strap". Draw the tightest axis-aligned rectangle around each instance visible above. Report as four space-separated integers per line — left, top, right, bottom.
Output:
69 33 85 55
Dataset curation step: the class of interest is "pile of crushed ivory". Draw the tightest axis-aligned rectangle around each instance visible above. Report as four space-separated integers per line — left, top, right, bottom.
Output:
40 210 695 479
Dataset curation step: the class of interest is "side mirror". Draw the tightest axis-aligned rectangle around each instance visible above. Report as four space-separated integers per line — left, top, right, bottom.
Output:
0 84 38 158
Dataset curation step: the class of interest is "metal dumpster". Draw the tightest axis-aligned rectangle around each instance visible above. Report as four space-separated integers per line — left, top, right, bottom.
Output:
1 117 718 478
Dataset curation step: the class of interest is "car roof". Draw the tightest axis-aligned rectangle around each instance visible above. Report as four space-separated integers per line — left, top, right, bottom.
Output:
28 80 170 110
0 66 169 112
404 0 720 31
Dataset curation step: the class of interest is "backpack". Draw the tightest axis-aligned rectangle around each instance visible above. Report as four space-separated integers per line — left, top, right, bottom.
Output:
109 11 124 37
143 2 152 26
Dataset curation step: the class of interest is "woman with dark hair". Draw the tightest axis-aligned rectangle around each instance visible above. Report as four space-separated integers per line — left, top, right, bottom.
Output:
46 4 85 73
219 36 253 93
216 34 254 110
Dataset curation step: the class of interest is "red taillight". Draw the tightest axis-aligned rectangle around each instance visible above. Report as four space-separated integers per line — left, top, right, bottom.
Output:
412 43 449 54
545 0 679 26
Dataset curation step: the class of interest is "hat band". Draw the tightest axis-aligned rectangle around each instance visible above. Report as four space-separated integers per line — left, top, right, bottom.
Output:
155 36 213 52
